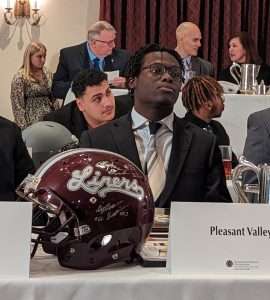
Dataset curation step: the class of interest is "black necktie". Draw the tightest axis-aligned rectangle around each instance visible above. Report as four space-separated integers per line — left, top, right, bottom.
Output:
149 122 162 135
93 57 100 71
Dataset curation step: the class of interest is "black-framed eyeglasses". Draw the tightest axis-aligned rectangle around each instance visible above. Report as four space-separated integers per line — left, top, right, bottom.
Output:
141 63 182 80
93 39 115 46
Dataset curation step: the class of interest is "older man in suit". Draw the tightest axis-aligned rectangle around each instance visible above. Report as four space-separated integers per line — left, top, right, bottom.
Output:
80 44 231 207
52 21 130 99
175 22 214 81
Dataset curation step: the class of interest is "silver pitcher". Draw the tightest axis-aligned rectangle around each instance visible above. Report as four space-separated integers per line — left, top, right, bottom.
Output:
232 156 270 203
229 63 260 94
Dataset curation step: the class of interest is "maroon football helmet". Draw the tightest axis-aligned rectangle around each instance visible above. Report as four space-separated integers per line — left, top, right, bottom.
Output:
17 148 154 269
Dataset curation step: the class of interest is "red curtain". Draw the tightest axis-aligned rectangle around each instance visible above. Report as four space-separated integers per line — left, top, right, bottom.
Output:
100 0 270 75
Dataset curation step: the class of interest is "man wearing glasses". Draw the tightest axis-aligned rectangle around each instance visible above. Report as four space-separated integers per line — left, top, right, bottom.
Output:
52 21 130 99
80 44 231 207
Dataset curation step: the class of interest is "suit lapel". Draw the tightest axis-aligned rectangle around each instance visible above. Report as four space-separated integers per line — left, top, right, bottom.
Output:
81 42 90 69
156 116 193 207
104 55 114 71
110 114 142 170
191 56 201 75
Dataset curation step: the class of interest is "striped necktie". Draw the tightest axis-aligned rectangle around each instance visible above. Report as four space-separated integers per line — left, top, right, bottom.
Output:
146 122 166 201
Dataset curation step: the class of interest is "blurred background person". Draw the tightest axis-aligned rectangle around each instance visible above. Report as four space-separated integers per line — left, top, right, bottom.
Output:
175 22 214 82
219 32 270 85
0 115 34 200
52 20 130 99
182 76 238 167
243 108 270 168
10 42 58 129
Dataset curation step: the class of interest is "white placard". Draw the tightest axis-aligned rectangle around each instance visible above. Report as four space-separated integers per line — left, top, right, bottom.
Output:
167 202 270 275
0 202 32 278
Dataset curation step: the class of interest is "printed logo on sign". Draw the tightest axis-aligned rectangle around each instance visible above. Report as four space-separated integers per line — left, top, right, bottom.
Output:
66 164 144 200
226 260 233 268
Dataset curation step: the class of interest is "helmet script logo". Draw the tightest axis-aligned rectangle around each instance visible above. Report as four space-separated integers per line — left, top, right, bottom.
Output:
67 162 145 200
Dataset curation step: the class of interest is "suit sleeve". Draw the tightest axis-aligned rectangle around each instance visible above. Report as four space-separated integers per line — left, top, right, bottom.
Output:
52 49 71 99
205 138 232 203
13 123 35 187
243 112 270 166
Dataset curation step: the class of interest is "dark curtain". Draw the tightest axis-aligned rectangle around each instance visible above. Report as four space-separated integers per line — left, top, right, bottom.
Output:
100 0 270 76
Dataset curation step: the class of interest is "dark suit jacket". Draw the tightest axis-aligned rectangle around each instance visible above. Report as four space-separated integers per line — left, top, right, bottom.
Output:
184 112 238 168
80 114 231 207
52 42 130 99
219 64 270 85
0 117 35 201
43 94 134 139
244 108 270 166
242 108 270 188
191 56 215 77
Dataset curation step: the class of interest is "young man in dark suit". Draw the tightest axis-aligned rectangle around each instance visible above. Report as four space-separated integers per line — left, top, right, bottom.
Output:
80 44 231 207
0 116 34 200
52 21 130 99
45 69 133 139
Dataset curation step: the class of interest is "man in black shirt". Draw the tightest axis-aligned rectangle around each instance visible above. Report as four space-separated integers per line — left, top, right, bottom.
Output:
182 75 238 167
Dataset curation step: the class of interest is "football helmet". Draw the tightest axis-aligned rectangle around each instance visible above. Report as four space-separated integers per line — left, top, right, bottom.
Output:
17 148 154 270
22 121 78 168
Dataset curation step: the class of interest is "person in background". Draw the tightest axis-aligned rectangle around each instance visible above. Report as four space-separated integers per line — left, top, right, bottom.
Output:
182 76 238 168
0 116 34 201
219 32 270 85
175 22 214 81
242 108 270 193
44 69 133 139
52 20 130 99
80 44 231 207
11 42 58 129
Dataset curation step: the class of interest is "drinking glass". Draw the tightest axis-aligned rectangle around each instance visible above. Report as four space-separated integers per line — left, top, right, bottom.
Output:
219 145 232 179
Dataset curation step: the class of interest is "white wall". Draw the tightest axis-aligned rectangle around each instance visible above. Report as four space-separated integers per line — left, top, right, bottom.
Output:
0 0 100 120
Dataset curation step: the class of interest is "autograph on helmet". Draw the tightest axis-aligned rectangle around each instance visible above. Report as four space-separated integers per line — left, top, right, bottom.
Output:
66 163 145 200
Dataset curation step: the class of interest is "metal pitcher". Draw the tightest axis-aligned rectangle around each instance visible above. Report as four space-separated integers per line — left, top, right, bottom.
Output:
232 156 270 203
229 63 260 94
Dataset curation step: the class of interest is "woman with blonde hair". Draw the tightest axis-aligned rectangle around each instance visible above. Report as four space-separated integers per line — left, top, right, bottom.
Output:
11 41 59 129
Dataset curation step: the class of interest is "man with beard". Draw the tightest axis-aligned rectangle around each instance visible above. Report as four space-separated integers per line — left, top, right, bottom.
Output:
182 76 238 167
80 44 231 207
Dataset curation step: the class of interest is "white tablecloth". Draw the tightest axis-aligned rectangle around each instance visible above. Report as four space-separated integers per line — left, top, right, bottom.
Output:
174 94 270 157
1 250 270 300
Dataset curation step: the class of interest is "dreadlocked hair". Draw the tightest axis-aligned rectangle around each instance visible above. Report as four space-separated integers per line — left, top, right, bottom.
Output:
182 75 223 111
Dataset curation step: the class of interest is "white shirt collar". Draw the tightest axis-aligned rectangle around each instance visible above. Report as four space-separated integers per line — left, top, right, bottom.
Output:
131 108 174 132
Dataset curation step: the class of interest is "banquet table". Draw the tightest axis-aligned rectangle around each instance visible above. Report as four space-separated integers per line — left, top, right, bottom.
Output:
1 250 270 300
174 94 270 157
